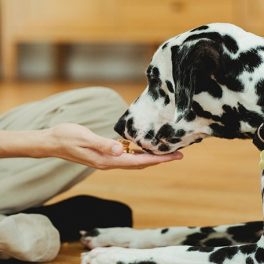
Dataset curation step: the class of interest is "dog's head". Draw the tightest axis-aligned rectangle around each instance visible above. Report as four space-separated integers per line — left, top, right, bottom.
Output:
115 24 264 154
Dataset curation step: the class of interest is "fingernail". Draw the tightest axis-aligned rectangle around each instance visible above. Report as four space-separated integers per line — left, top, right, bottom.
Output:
112 144 123 155
173 152 183 159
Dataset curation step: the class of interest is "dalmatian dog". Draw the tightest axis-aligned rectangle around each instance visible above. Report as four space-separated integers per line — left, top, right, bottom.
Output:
81 23 264 264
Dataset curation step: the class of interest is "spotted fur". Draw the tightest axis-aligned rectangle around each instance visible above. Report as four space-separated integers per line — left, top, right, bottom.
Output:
81 23 264 264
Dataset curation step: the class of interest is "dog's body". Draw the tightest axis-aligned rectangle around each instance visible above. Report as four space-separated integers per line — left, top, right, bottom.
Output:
82 23 264 264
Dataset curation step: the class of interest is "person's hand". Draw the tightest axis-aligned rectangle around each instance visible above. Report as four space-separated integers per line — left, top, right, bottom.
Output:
46 123 183 170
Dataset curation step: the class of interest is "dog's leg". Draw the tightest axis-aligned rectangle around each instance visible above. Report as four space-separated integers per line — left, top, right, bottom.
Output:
82 237 264 264
81 221 263 249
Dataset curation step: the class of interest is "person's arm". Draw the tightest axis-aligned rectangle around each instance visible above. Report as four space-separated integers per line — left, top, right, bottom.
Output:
0 129 51 158
0 123 183 169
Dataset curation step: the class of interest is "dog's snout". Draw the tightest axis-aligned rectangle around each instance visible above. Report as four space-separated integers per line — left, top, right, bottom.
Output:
114 118 126 137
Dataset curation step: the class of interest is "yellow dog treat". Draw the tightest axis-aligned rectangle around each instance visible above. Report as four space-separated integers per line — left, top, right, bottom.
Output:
118 139 135 154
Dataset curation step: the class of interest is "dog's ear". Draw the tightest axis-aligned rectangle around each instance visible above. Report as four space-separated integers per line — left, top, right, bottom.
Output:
171 40 221 116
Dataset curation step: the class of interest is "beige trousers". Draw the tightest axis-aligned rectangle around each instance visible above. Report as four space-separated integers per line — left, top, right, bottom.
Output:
0 87 127 261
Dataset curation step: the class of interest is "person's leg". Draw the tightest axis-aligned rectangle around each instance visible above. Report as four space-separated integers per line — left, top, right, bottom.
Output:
21 195 133 242
0 87 128 214
0 213 60 262
0 87 130 261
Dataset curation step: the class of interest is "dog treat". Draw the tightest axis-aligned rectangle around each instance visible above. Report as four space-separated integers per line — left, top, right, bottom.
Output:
118 139 135 154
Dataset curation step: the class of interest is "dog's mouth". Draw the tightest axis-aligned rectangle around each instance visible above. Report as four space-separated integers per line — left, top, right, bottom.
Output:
123 132 208 155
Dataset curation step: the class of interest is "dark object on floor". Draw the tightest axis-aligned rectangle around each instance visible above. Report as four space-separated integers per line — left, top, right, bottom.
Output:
20 195 133 242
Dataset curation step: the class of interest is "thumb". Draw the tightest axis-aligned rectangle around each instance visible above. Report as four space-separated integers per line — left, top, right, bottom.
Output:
86 132 124 156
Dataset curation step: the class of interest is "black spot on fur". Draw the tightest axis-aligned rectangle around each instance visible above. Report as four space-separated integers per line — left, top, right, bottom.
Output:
255 247 264 262
126 118 137 138
114 110 130 137
147 66 166 101
136 140 142 147
146 65 153 76
191 25 209 32
183 32 238 54
151 138 159 146
182 232 208 246
209 246 239 264
188 246 214 252
246 256 254 264
198 101 263 139
162 42 169 50
158 144 170 152
184 111 196 122
239 244 257 254
200 227 215 234
167 138 181 144
256 79 264 106
194 138 203 143
238 49 262 72
152 67 160 77
195 75 223 98
145 130 155 140
164 95 170 105
166 80 174 93
175 129 186 137
184 32 222 44
217 49 262 93
227 222 263 243
210 123 241 139
158 88 166 98
222 35 239 54
238 103 264 128
146 66 159 100
192 101 221 122
204 238 233 247
220 104 241 135
114 119 127 137
221 75 244 92
161 228 169 234
156 124 175 139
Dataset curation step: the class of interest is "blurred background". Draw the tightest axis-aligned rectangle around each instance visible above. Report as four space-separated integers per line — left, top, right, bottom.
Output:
1 0 263 82
0 1 263 262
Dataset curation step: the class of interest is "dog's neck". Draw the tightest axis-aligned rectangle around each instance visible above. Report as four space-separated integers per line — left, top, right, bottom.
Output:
202 87 264 140
233 85 264 138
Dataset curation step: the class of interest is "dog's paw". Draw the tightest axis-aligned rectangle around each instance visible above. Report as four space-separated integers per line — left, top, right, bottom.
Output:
80 228 133 249
81 247 132 264
80 227 156 249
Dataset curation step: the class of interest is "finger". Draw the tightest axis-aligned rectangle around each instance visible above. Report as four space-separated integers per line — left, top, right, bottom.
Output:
101 151 184 169
126 151 184 166
83 131 124 156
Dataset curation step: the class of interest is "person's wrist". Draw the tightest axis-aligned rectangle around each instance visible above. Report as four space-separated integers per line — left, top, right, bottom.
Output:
33 128 58 158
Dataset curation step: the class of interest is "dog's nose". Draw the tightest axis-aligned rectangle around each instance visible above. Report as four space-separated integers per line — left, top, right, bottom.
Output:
114 118 126 137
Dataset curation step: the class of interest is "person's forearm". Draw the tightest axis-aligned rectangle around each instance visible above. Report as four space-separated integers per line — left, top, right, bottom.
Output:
0 129 54 158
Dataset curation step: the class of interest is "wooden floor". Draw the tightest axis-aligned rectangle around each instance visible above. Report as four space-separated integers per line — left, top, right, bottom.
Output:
0 81 263 264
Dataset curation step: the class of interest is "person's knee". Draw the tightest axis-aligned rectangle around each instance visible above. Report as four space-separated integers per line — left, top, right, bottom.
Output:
81 87 128 110
0 213 60 262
